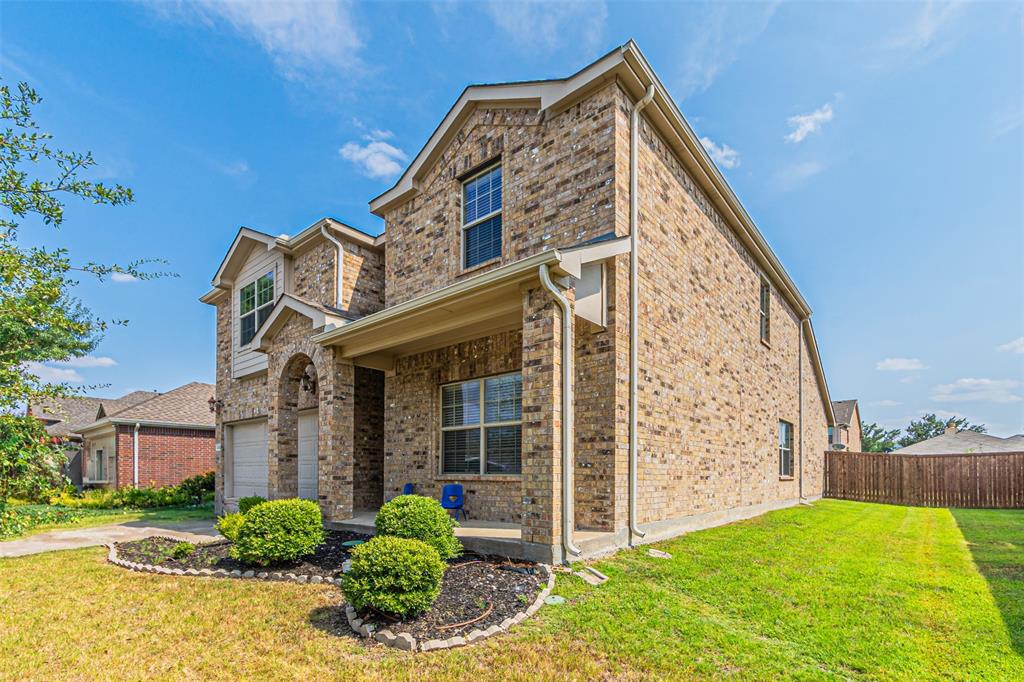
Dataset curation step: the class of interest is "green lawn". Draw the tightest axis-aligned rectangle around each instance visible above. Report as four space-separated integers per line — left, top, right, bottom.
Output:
1 503 213 540
1 500 1020 680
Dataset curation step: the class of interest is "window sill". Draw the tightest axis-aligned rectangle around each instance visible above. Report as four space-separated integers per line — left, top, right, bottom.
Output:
778 475 794 481
434 474 521 483
458 257 502 278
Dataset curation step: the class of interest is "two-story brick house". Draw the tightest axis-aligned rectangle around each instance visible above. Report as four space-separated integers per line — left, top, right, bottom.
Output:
201 41 835 563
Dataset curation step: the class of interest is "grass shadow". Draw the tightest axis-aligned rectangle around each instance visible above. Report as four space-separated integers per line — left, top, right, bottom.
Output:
951 508 1024 656
308 604 361 640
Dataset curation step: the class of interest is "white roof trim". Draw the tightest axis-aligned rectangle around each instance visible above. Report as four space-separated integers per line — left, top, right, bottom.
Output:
252 294 347 352
209 228 277 290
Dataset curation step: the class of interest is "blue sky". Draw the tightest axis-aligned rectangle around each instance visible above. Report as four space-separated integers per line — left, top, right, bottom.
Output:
3 1 1022 436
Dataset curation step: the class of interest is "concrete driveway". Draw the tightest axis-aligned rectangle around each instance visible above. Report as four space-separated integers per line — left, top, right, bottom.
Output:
0 520 217 558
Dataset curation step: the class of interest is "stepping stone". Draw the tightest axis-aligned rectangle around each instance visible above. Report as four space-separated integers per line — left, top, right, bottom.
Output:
647 549 673 559
573 567 608 586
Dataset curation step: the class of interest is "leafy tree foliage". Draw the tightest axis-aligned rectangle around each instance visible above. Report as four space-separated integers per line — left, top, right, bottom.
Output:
861 422 901 453
897 413 986 449
1 79 170 411
0 414 66 513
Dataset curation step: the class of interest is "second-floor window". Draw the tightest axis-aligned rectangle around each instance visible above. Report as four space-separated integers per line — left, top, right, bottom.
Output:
240 271 274 346
759 277 771 345
462 164 502 269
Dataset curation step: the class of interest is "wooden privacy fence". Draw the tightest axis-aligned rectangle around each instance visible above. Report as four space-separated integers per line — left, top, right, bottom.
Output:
824 451 1024 508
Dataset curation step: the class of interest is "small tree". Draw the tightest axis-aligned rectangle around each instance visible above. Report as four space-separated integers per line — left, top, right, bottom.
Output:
861 422 901 453
897 413 985 449
0 414 66 511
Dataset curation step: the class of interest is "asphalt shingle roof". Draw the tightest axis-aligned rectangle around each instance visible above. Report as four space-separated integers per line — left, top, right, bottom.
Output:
896 431 1024 455
831 400 858 426
104 382 215 428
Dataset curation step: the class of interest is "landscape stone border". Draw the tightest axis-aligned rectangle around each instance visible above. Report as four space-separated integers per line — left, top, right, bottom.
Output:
106 537 345 586
344 564 556 653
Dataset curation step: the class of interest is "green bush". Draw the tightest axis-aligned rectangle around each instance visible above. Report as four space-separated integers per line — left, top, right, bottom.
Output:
237 496 267 515
178 472 214 503
375 495 462 560
0 504 85 538
215 512 245 542
170 542 195 560
50 485 191 509
341 536 445 618
230 499 324 566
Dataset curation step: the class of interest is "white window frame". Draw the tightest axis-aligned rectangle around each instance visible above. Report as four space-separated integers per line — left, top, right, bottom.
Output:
760 277 771 346
239 270 275 347
439 371 522 476
460 163 502 270
779 420 794 478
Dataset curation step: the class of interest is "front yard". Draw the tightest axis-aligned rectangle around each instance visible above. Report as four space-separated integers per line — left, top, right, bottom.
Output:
1 500 1020 680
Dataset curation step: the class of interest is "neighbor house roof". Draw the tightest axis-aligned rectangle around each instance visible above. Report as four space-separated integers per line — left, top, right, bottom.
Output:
78 382 216 434
896 431 1024 455
30 391 159 439
831 400 859 427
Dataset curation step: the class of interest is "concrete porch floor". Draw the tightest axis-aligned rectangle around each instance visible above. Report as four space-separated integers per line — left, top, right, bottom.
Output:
327 510 617 561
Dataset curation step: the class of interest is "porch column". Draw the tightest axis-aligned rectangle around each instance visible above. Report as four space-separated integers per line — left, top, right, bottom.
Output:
267 376 298 501
320 350 355 522
520 284 573 562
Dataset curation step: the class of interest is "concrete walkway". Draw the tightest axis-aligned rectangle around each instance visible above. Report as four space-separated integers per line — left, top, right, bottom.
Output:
0 520 217 558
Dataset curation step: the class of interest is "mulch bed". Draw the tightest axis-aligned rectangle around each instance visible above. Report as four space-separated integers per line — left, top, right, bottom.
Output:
114 530 371 578
357 557 544 641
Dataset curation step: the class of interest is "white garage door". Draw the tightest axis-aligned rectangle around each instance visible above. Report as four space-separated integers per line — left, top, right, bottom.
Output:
298 412 319 501
231 419 268 500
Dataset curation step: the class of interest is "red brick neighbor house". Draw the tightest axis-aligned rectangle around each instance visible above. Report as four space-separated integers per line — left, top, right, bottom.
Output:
201 41 835 563
32 383 216 489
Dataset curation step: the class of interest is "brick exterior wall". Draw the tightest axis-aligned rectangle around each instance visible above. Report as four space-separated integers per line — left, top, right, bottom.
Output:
354 366 384 510
112 425 215 489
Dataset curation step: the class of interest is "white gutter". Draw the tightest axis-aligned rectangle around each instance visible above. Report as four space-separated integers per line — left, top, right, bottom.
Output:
133 422 141 487
321 225 345 309
538 263 581 561
628 84 655 545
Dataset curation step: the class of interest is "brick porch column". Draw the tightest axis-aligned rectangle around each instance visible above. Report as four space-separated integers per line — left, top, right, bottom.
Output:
319 351 355 522
521 284 573 562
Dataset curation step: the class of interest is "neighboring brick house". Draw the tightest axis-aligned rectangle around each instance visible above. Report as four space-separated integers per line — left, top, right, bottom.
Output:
71 382 217 489
829 400 863 451
201 41 835 563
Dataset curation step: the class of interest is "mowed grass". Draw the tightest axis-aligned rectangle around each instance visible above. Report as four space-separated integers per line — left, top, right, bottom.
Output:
1 503 214 541
1 500 1020 681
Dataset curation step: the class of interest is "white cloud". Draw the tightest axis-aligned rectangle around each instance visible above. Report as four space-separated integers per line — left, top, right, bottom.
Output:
676 2 779 99
992 105 1023 140
899 376 919 384
774 160 824 191
785 104 833 143
110 272 138 283
869 400 902 407
997 337 1024 354
211 160 250 177
884 1 963 53
876 358 928 371
54 356 117 369
483 1 606 54
150 1 363 83
931 378 1023 404
700 137 740 169
23 362 84 384
339 129 407 180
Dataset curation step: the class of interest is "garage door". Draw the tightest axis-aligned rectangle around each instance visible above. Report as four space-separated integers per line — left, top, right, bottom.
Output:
231 419 268 499
297 412 318 501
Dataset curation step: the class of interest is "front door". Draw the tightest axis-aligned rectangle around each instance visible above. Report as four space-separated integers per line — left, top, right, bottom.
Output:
297 411 319 501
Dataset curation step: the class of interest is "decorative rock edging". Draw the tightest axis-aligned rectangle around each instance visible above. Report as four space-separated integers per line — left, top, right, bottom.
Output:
105 537 345 587
345 564 556 653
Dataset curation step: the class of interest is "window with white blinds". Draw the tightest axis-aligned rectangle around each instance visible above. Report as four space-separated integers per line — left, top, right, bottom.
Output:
462 164 502 268
441 372 521 475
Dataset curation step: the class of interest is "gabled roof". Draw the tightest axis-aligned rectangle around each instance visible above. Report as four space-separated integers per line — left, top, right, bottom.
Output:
78 382 216 433
30 391 159 438
897 431 1024 455
252 293 353 352
831 400 859 427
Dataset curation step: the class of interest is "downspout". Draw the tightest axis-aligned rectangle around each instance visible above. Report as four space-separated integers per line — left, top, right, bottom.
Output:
629 84 655 545
538 263 582 561
321 225 345 309
798 321 804 502
133 422 141 487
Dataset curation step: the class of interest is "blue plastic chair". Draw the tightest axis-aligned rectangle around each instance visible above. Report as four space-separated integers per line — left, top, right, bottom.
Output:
402 482 414 495
440 483 467 521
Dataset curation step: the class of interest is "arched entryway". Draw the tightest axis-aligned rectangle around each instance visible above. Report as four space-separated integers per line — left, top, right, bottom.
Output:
274 353 320 501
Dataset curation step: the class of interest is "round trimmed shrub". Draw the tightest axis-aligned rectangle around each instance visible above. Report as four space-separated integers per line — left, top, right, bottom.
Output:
341 536 445 618
238 496 267 515
215 512 245 542
230 498 324 566
374 494 462 560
